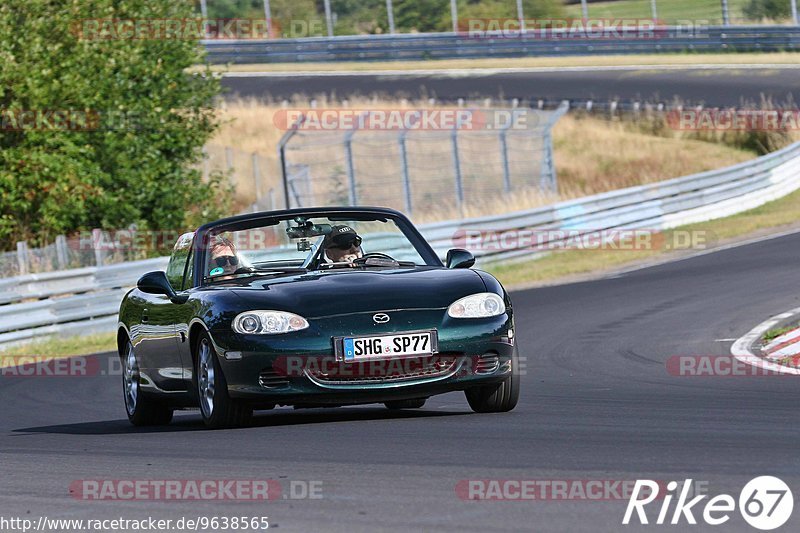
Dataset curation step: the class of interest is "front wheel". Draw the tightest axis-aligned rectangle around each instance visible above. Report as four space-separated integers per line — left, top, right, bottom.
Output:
195 332 252 429
122 340 173 426
465 347 520 413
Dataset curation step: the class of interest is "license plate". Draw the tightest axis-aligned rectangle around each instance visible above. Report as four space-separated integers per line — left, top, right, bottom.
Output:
342 331 434 362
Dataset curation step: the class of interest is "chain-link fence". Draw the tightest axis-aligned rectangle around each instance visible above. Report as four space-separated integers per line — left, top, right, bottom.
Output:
277 104 568 221
1 230 154 278
201 145 283 212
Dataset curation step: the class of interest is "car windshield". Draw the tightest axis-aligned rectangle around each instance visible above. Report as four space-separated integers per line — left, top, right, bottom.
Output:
203 214 431 282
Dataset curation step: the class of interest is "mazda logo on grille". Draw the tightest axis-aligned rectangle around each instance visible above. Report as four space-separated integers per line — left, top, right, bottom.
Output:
373 313 390 324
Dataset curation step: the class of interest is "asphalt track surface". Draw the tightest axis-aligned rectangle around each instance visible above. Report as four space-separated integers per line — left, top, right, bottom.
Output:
221 67 800 107
3 230 800 532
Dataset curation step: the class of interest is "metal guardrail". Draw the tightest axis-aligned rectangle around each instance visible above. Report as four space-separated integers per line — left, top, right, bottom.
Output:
422 140 800 263
2 139 800 349
203 26 800 64
0 258 168 347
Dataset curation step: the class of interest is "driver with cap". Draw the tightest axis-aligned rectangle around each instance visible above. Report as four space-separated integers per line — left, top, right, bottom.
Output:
323 225 363 264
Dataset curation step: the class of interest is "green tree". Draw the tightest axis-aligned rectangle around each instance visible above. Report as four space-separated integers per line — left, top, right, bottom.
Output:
0 0 228 250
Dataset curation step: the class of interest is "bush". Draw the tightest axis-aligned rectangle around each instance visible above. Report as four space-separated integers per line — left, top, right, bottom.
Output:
743 0 792 20
0 0 228 250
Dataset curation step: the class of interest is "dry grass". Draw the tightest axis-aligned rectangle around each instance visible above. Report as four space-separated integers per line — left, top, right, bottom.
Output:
553 114 756 196
206 52 800 73
210 97 757 220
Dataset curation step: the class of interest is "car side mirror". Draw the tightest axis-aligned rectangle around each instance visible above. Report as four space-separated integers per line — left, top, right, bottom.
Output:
446 248 475 269
137 271 188 304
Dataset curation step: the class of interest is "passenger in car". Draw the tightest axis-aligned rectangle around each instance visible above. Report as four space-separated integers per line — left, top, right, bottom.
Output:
209 236 240 276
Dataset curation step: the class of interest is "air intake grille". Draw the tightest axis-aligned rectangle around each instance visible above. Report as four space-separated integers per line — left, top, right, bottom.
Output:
259 368 290 389
475 354 500 375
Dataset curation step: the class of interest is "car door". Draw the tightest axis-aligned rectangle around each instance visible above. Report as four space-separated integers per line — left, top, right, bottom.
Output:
137 233 193 392
173 232 197 388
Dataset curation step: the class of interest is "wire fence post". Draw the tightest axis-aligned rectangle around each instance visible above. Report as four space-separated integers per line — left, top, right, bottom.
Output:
516 0 525 32
792 0 799 25
650 0 658 20
55 235 68 270
450 0 458 33
16 241 29 275
342 111 370 206
386 0 395 34
225 146 233 170
262 0 272 38
451 127 464 217
540 101 570 193
344 137 357 205
323 0 334 36
277 114 305 208
721 0 730 26
224 147 234 188
398 131 413 214
580 0 589 19
252 152 261 209
91 229 106 267
201 146 209 181
498 111 517 193
499 130 512 193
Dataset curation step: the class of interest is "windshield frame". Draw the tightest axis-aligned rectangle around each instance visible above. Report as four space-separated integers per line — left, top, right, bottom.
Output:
192 207 442 288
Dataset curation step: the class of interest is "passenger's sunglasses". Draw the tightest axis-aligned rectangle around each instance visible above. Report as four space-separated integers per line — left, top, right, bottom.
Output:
330 236 362 250
214 255 239 267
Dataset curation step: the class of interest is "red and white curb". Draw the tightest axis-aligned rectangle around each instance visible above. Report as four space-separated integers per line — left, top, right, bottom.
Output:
731 306 800 375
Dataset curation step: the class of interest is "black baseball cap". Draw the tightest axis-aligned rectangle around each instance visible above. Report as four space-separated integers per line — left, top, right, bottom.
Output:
324 225 362 249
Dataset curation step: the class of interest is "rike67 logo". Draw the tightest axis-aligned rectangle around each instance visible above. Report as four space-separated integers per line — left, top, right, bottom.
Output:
623 477 793 530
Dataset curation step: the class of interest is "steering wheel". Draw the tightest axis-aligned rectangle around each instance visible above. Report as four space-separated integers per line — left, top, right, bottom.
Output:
353 252 397 264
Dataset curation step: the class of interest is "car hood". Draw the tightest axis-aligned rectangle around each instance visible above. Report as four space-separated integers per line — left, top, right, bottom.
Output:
219 267 487 318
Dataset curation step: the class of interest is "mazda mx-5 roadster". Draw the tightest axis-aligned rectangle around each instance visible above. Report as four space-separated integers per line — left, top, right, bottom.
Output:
118 207 519 428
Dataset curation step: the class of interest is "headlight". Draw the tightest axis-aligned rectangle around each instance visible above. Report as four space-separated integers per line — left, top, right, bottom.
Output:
232 310 309 334
447 293 506 318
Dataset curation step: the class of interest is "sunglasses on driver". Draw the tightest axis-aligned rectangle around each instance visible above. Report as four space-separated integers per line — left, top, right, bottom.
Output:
329 236 362 250
214 255 239 267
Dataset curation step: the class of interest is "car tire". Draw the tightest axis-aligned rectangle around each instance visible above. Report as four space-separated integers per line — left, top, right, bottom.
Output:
122 339 173 426
195 332 252 429
465 346 520 413
384 398 427 410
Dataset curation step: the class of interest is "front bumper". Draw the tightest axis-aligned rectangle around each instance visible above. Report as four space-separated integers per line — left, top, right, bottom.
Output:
209 309 514 406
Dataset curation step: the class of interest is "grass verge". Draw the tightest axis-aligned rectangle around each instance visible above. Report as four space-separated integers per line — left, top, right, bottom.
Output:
209 52 800 73
0 332 117 362
762 325 798 344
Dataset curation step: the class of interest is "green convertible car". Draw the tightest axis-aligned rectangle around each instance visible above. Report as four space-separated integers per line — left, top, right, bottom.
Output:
118 207 519 428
